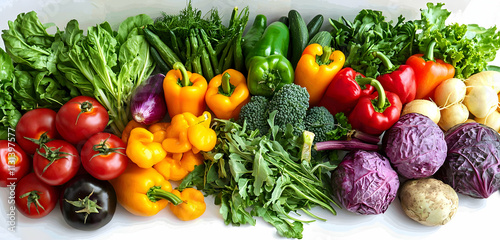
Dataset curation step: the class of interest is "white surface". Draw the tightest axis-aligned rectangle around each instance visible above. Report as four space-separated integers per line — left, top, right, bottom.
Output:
1 0 500 239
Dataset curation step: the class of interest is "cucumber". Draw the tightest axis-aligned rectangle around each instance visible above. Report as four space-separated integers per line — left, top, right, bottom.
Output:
308 31 333 47
278 16 289 26
149 46 170 73
288 10 309 69
307 14 324 39
143 28 182 69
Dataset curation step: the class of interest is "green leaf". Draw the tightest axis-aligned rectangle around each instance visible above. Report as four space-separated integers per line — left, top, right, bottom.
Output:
252 146 273 197
117 14 153 44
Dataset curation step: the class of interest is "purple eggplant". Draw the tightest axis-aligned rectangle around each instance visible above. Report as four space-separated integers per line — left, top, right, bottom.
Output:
130 73 167 125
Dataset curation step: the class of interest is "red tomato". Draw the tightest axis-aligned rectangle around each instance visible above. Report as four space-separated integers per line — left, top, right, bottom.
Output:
56 96 109 146
81 132 128 180
15 172 58 218
33 140 80 186
15 108 59 155
0 140 30 187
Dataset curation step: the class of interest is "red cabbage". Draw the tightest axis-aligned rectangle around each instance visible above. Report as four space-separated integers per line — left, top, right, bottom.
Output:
436 122 500 198
382 113 447 179
331 150 399 215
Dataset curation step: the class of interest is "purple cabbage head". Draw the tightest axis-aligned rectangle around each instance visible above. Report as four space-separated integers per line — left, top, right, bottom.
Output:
331 150 399 215
436 122 500 198
382 113 447 179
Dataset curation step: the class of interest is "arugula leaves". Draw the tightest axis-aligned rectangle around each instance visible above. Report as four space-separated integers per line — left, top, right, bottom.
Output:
180 114 339 239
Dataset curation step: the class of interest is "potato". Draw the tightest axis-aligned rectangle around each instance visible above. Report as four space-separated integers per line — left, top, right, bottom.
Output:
399 178 458 227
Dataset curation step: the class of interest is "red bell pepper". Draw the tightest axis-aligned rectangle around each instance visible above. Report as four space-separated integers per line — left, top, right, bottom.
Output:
318 67 375 115
348 78 402 136
375 52 416 104
406 40 455 100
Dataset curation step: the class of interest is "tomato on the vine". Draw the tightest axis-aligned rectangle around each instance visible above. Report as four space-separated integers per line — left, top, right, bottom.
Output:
56 96 109 146
33 140 80 186
15 108 59 155
81 132 128 180
0 140 30 187
15 172 58 218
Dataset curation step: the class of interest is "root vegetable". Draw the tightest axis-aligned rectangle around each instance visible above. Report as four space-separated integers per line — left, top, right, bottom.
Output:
433 78 466 108
475 110 500 132
438 103 469 131
463 85 498 118
465 71 500 94
402 99 440 124
399 178 458 227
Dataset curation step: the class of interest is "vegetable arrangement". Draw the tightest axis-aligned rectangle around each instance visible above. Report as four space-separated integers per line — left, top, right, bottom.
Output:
2 1 500 239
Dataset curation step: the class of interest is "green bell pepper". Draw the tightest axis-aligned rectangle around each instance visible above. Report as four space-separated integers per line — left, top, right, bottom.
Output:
247 55 294 96
245 21 294 96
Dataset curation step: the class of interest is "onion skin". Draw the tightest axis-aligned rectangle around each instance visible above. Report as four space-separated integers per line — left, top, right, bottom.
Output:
130 74 167 125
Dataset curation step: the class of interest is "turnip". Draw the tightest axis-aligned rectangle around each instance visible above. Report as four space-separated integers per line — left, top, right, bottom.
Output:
465 71 500 94
433 78 466 108
438 103 469 131
401 99 440 124
475 110 500 132
463 85 498 118
399 178 458 227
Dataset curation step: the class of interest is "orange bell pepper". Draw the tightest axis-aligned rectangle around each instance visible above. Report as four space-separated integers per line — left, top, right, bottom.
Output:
164 62 208 118
169 188 206 221
121 120 147 144
294 43 345 106
126 128 167 168
205 69 250 120
148 122 171 143
406 41 455 100
162 113 193 154
109 164 182 217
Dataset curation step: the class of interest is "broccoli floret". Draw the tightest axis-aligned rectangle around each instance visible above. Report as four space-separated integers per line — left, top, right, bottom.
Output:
238 95 270 135
304 106 335 143
267 83 310 129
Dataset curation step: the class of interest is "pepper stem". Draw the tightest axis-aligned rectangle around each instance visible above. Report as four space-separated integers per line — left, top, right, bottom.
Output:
221 72 232 95
173 62 190 87
356 77 386 109
423 40 437 62
147 186 183 205
319 46 333 65
374 51 395 71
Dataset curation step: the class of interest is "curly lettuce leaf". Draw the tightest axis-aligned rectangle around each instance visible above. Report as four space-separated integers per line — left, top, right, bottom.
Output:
416 3 500 79
0 49 21 140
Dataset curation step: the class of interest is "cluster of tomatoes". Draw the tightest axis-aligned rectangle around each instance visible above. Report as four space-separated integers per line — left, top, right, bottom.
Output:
0 96 128 229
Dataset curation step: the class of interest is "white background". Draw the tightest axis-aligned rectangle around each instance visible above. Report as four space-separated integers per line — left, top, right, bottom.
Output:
1 0 500 239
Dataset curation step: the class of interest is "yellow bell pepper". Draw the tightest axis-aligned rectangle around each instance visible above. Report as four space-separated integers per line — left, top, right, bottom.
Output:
162 111 216 154
294 43 345 106
164 62 208 118
109 164 182 217
169 188 206 221
205 69 250 120
154 151 204 181
148 122 171 143
121 120 147 144
187 111 217 153
126 128 167 168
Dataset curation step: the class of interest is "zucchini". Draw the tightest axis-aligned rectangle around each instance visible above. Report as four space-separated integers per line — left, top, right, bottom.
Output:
308 31 333 47
288 10 308 69
143 28 182 69
307 14 324 39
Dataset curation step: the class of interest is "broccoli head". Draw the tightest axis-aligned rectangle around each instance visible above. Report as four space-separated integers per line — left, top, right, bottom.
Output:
267 83 310 129
304 106 335 142
238 95 270 135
